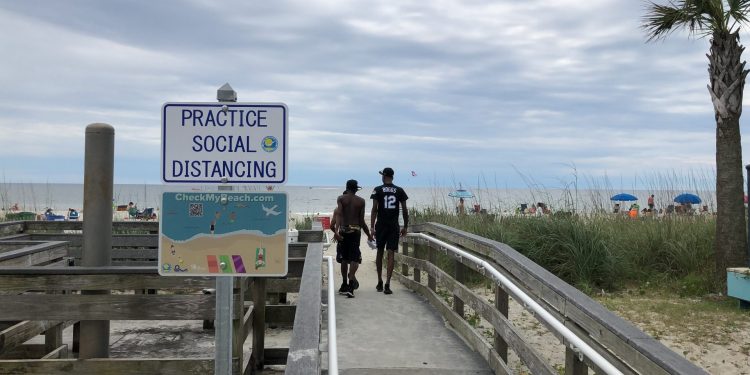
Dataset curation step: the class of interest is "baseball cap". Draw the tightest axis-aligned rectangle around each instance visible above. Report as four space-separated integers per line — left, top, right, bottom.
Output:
379 167 395 177
346 179 362 191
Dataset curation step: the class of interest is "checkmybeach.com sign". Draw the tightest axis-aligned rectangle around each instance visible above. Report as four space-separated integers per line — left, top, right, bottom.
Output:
161 103 288 184
174 193 276 203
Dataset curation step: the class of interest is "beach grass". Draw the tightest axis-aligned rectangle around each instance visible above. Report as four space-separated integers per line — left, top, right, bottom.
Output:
412 209 716 294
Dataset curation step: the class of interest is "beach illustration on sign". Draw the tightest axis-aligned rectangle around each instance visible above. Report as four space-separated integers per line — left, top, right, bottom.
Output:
159 192 287 276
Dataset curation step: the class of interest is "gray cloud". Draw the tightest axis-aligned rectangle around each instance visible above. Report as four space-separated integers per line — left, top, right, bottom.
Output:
0 0 743 187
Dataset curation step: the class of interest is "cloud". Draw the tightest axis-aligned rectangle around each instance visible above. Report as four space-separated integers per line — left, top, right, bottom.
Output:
0 1 744 187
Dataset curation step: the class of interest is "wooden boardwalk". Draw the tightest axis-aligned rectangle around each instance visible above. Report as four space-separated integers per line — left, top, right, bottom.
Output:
324 240 492 375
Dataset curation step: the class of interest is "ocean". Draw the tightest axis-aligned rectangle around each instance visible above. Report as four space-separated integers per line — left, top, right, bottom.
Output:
0 183 717 216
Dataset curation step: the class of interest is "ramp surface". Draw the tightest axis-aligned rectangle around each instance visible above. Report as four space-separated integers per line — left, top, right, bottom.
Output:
327 235 492 374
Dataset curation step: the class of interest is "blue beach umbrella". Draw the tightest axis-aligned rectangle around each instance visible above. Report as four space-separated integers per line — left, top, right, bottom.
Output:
448 189 474 199
610 193 638 201
674 193 701 204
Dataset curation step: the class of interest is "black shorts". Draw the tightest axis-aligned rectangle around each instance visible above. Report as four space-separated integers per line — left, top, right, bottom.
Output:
336 230 361 264
376 223 400 251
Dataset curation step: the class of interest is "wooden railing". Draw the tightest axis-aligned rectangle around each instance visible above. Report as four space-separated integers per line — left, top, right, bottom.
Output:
396 222 708 375
285 242 324 374
0 220 327 374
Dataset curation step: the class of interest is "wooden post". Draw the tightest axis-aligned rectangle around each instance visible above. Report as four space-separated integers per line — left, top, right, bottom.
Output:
72 322 80 354
413 240 421 283
250 278 266 370
44 291 63 354
565 346 588 375
453 259 465 317
428 246 436 291
401 240 409 276
494 285 509 362
80 123 114 359
44 324 63 355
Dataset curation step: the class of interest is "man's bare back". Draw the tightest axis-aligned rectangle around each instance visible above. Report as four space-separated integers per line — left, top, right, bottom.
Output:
337 193 366 229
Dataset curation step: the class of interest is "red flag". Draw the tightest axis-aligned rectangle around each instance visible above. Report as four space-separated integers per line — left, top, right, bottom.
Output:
411 171 417 177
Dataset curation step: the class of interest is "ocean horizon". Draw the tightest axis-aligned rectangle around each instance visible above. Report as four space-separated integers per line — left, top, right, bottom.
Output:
0 182 718 216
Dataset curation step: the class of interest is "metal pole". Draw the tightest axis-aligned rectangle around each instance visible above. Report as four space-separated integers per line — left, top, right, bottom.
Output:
215 84 237 375
746 165 750 267
80 123 114 359
324 256 338 374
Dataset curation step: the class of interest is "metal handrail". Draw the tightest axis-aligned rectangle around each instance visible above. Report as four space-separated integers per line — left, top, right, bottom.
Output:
407 233 623 375
323 256 338 374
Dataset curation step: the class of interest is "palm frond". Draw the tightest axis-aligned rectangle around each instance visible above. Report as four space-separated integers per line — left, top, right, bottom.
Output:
643 1 711 41
727 0 750 29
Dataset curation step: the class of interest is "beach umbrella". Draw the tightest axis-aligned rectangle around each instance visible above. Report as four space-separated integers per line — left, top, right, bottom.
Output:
610 193 638 201
448 189 474 199
673 193 701 204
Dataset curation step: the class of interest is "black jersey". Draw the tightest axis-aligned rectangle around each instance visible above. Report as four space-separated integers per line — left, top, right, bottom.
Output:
371 183 408 225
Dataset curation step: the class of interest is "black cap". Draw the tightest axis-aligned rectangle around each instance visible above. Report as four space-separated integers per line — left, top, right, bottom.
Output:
379 167 394 177
346 179 362 191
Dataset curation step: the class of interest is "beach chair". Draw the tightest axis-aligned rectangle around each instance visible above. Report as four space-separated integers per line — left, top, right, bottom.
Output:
136 207 154 220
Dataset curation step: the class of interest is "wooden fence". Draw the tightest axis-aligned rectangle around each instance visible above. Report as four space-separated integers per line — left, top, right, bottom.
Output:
396 222 708 375
0 220 326 375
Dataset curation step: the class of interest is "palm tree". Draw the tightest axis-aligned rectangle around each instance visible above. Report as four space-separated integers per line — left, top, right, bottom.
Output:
644 0 749 287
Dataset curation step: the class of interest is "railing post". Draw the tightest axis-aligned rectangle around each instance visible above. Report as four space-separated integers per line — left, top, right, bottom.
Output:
428 245 436 291
401 239 409 276
565 346 587 375
44 291 63 354
413 239 422 283
494 285 509 362
453 259 465 317
250 278 267 370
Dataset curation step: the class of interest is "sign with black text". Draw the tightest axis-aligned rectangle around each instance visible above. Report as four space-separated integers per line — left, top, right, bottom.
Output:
161 103 288 184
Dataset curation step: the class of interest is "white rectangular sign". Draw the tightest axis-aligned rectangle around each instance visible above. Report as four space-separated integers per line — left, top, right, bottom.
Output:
161 102 288 184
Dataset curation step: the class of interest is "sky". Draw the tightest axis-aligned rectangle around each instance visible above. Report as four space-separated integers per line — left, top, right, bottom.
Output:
0 0 744 189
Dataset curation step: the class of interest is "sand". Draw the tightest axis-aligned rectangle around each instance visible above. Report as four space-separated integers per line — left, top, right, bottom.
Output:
160 232 287 276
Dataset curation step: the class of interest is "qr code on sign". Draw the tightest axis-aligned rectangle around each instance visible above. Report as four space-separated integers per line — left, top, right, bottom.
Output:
189 203 203 217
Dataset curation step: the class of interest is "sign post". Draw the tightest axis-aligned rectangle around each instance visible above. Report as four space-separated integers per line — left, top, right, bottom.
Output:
160 84 288 374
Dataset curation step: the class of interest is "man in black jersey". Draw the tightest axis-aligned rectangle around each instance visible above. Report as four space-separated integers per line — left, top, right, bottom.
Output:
370 167 409 295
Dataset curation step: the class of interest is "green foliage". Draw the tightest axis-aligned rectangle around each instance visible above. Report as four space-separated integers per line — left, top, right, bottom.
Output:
412 211 716 293
293 216 312 230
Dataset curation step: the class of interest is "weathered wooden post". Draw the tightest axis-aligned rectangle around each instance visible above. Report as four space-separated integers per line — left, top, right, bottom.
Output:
453 258 465 317
413 238 422 284
565 347 587 375
428 245 436 291
494 285 509 362
80 123 114 359
401 238 409 276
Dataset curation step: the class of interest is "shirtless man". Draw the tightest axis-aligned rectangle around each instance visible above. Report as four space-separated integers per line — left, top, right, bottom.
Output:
335 179 373 298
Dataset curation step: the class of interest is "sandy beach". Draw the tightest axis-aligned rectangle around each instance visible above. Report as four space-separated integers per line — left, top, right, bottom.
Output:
160 231 287 276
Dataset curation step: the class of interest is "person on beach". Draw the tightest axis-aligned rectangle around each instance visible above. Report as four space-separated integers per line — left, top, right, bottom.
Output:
457 197 466 215
127 202 137 219
371 167 409 295
648 194 655 210
335 180 373 298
